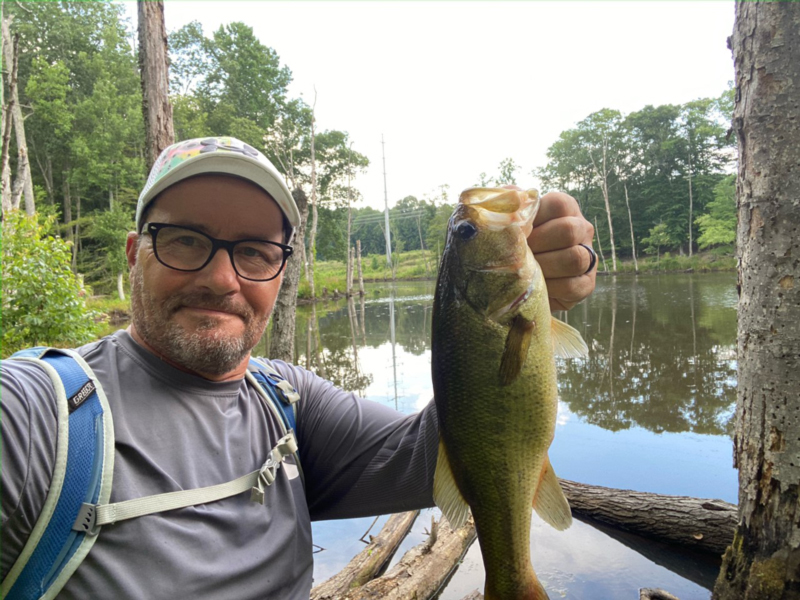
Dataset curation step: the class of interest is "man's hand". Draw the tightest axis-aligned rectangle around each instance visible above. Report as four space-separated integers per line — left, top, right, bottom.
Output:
528 191 596 311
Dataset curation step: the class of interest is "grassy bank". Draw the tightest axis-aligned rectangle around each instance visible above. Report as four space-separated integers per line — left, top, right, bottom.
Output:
298 249 438 299
600 250 736 275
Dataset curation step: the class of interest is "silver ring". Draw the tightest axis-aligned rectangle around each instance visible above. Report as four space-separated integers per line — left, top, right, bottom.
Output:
579 243 597 274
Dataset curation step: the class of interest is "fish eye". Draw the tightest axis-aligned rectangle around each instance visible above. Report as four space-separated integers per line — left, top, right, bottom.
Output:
456 221 478 241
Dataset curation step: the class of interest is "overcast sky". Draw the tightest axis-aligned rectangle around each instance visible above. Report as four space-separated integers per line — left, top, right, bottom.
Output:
124 1 735 210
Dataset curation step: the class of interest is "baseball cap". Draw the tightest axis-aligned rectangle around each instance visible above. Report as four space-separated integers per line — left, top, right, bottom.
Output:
136 137 300 236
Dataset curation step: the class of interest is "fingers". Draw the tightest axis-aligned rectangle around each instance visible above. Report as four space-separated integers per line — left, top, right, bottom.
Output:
533 191 584 227
545 270 597 312
535 243 596 279
528 191 597 310
528 216 593 255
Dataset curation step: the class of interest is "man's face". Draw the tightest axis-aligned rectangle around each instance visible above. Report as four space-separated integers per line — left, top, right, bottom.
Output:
126 174 286 380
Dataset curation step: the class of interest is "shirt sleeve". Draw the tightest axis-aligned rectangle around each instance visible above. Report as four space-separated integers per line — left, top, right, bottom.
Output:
268 360 440 521
0 359 59 580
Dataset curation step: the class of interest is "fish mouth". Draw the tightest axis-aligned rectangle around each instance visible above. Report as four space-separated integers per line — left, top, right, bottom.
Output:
459 187 539 236
487 282 535 322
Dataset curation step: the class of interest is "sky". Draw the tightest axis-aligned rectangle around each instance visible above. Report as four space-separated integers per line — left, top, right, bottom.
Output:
123 1 736 210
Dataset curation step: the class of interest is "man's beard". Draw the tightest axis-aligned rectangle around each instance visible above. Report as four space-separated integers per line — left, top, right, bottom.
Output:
129 263 268 377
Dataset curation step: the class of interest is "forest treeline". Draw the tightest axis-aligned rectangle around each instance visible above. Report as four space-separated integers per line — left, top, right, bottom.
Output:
2 2 735 346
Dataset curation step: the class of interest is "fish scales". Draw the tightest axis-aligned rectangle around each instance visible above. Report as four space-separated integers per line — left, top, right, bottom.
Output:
431 187 587 600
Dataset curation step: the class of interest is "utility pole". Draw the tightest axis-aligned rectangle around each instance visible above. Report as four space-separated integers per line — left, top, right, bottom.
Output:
382 134 392 268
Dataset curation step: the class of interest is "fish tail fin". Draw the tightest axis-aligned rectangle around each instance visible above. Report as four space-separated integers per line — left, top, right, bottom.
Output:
485 569 550 600
532 455 573 531
551 316 589 359
433 438 471 529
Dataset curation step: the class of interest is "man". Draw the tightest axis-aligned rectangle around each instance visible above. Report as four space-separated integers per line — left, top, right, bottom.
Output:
1 137 597 599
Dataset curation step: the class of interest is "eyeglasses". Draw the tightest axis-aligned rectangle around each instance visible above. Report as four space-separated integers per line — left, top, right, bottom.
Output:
143 222 293 282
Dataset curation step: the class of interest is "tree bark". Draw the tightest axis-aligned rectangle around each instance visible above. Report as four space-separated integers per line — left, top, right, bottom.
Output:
2 14 34 215
307 92 318 299
624 183 638 272
269 187 308 362
714 3 800 599
356 240 365 295
311 511 420 599
559 479 736 556
340 518 477 600
137 0 174 170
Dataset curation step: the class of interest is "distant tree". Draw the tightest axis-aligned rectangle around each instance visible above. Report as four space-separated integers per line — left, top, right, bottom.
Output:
641 223 674 263
86 204 134 300
696 175 735 250
495 157 519 186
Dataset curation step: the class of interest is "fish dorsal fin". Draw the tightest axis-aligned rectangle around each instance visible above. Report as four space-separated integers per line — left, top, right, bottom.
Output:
551 317 589 359
499 316 535 385
433 439 471 530
532 456 572 531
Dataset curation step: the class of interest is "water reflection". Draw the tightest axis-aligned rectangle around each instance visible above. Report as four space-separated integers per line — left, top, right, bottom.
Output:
285 273 737 438
557 274 737 436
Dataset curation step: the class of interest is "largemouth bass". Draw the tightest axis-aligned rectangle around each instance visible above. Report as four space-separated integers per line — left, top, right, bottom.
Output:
431 187 588 600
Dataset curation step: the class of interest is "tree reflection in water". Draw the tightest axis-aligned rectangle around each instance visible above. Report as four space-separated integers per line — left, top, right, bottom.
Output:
282 274 737 437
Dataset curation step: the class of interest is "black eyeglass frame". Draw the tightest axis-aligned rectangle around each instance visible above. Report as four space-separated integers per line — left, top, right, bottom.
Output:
143 222 293 282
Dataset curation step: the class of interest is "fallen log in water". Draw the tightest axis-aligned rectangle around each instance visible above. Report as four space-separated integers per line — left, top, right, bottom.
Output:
559 479 736 556
311 510 420 599
340 517 477 600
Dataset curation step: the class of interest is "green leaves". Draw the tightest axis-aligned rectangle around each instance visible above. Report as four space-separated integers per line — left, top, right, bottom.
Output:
2 211 99 357
696 175 736 250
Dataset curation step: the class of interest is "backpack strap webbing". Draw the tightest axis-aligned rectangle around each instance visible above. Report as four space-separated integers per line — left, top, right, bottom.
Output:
2 348 115 600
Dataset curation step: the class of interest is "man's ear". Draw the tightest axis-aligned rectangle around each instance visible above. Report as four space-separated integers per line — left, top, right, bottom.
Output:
126 232 139 268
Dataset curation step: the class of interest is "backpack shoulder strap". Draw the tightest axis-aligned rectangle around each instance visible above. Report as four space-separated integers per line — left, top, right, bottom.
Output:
246 358 303 489
247 358 300 433
2 347 115 600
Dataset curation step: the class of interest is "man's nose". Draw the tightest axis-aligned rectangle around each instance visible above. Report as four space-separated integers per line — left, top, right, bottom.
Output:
196 248 241 294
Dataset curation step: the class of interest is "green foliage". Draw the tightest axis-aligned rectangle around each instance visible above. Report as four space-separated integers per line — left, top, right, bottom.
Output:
641 223 676 260
696 175 736 249
2 212 98 357
496 157 519 186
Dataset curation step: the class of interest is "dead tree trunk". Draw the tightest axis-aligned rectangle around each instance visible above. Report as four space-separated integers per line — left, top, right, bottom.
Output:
311 511 419 599
1 16 33 214
624 182 639 272
713 3 800 599
356 240 365 295
341 518 477 600
307 92 318 299
269 187 308 362
137 0 174 169
559 479 736 556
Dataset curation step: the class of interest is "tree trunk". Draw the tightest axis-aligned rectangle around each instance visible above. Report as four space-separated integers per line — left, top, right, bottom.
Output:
137 0 174 169
713 3 800 599
687 149 694 258
356 240 365 295
311 511 420 599
341 518 477 600
594 216 608 272
269 187 308 362
624 183 638 272
2 15 34 215
559 479 736 556
62 169 73 246
117 272 126 301
307 93 318 299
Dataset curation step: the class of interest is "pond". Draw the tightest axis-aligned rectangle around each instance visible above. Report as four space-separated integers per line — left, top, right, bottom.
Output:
287 272 738 600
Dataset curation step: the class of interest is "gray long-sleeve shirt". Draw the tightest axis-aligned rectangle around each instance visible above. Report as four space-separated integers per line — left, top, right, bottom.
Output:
1 330 440 599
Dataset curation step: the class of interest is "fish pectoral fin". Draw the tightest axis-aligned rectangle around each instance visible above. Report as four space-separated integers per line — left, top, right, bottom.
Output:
551 317 589 359
532 456 572 531
433 439 471 530
499 315 535 385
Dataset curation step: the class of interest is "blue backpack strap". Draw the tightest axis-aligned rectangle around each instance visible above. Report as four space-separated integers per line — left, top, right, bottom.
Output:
248 358 298 433
247 359 303 490
2 348 115 600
